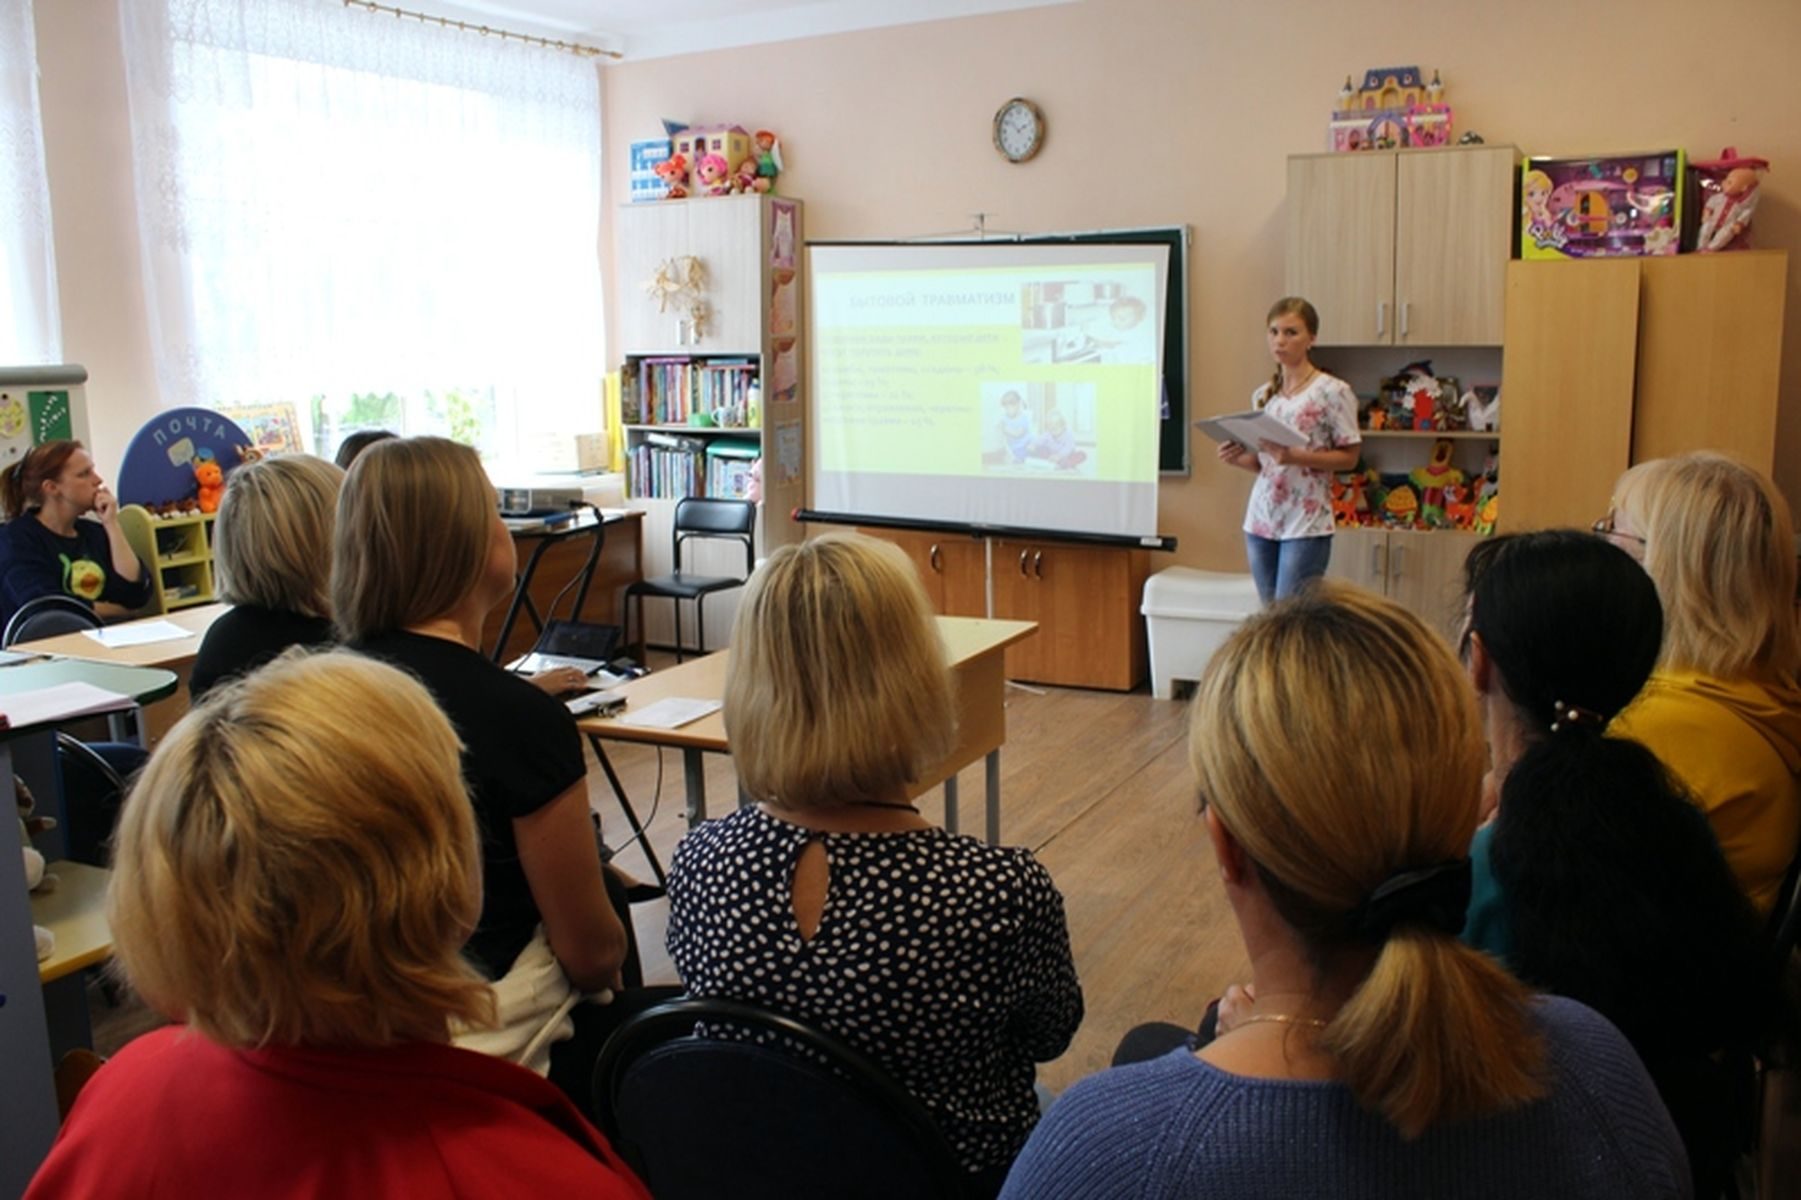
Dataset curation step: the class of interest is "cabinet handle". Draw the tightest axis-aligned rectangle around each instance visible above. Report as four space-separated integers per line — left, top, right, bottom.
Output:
1018 549 1030 577
929 543 942 573
1032 550 1044 580
1400 302 1411 339
1376 301 1387 338
1373 541 1388 578
1391 543 1406 580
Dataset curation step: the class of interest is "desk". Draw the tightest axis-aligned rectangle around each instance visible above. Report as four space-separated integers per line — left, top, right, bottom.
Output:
488 509 645 665
0 660 177 1198
579 616 1037 845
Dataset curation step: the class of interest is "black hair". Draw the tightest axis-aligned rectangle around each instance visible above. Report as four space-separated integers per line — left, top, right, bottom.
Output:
334 429 397 471
1467 530 1773 1194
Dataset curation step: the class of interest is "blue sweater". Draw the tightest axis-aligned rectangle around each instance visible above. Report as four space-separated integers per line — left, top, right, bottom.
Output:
1000 997 1690 1200
0 514 150 628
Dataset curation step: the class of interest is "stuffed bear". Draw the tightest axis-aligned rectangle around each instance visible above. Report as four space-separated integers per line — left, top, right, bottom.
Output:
195 460 225 514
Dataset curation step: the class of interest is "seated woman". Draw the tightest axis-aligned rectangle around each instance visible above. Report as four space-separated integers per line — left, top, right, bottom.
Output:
1604 452 1801 916
335 436 650 1112
0 439 149 628
26 652 648 1198
1002 582 1688 1200
1460 529 1771 1198
190 454 343 700
668 532 1082 1196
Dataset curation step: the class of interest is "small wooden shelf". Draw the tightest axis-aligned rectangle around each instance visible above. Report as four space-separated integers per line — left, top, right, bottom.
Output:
625 423 761 435
163 593 216 612
1359 429 1500 440
120 507 217 613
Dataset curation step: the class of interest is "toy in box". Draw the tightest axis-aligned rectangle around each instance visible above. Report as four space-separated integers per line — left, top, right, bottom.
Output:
671 124 753 198
1520 151 1687 259
1329 66 1451 152
629 138 673 204
1689 146 1768 253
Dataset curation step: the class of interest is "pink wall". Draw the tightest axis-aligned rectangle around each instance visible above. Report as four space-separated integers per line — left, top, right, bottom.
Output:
35 0 1801 568
601 0 1801 569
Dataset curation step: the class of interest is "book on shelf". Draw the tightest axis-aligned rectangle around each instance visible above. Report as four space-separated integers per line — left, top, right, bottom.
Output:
704 439 760 500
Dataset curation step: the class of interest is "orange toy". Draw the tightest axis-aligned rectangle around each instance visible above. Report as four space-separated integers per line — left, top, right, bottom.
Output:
195 460 224 514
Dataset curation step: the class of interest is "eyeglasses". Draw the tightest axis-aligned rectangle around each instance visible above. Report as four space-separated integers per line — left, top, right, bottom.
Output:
1591 515 1646 545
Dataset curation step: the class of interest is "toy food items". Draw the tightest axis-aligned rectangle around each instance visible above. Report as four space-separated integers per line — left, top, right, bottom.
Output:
1521 152 1686 259
1691 147 1768 253
1383 483 1420 528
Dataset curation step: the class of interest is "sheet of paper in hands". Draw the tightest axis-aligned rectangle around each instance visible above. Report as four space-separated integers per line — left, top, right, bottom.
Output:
1193 410 1306 449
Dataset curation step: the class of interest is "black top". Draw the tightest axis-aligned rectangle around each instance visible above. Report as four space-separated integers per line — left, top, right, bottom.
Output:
353 630 586 977
189 606 335 701
0 514 151 628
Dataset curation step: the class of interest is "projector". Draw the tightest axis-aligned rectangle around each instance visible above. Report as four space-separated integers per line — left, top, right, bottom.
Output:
497 485 586 517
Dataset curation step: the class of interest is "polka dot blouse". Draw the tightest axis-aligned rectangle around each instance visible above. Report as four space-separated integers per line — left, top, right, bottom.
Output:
667 805 1084 1174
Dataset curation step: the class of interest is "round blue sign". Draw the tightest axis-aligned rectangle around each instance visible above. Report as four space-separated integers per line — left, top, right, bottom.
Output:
116 408 253 506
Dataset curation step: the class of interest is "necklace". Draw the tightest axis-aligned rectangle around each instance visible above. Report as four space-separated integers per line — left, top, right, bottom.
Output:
855 800 921 814
1281 366 1318 397
1230 1012 1329 1031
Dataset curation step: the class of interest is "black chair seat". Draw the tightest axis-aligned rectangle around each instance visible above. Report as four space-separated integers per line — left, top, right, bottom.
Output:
3 594 101 647
627 572 745 601
628 497 756 663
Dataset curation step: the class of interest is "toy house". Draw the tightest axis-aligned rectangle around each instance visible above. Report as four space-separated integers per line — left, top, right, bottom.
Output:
1329 66 1451 152
671 124 754 196
1520 150 1687 259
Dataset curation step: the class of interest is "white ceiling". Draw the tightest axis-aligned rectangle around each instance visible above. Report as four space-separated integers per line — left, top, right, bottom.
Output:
404 0 1079 60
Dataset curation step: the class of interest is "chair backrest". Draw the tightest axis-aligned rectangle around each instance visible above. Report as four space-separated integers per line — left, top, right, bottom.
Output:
3 595 101 647
594 997 969 1200
671 497 756 577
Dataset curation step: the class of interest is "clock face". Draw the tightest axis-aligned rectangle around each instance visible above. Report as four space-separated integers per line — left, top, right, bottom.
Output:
993 98 1044 163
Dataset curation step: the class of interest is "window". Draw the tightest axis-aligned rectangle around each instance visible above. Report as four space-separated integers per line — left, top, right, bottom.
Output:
0 0 61 365
120 0 604 464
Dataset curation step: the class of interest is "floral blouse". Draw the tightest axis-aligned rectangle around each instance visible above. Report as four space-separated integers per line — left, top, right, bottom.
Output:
1242 372 1361 540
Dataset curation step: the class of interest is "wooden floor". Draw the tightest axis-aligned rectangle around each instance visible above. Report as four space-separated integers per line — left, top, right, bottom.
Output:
95 670 1246 1094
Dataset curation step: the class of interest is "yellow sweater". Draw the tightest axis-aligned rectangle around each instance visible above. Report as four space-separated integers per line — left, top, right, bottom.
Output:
1612 670 1801 915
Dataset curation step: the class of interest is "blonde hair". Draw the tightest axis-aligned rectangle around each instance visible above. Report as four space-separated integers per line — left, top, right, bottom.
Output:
332 437 493 642
108 651 495 1047
214 455 344 617
725 532 956 808
1614 452 1800 680
1262 296 1320 405
1191 581 1545 1138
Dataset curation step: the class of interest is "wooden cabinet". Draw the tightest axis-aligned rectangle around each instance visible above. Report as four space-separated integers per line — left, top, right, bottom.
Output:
992 538 1149 691
860 528 986 617
1499 250 1788 532
616 196 770 355
1287 144 1517 346
1329 528 1475 643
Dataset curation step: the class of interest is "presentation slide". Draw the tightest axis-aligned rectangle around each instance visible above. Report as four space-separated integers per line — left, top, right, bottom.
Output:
808 242 1167 541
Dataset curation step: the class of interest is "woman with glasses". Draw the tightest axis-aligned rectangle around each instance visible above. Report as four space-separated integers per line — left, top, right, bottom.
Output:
1606 453 1801 917
1457 530 1771 1199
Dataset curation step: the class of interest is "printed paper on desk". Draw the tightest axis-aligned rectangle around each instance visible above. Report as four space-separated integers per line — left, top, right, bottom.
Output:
1193 410 1306 449
0 682 136 726
613 697 722 729
82 620 194 649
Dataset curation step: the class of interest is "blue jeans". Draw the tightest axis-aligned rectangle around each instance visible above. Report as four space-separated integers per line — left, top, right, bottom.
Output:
1245 534 1333 606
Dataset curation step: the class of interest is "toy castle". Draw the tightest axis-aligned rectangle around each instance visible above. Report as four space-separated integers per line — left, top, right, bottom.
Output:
1330 66 1451 152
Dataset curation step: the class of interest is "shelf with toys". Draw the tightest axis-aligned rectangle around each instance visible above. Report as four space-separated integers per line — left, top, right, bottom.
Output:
118 507 217 613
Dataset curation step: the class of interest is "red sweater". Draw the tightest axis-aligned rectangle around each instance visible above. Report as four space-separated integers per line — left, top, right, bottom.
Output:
27 1028 649 1199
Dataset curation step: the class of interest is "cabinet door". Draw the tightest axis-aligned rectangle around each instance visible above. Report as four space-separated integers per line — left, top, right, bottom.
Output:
936 537 988 618
616 204 696 354
1499 260 1640 533
1326 527 1389 596
1395 146 1516 345
992 541 1046 682
684 196 768 355
1633 250 1787 472
859 528 944 609
1286 154 1396 345
1385 530 1477 644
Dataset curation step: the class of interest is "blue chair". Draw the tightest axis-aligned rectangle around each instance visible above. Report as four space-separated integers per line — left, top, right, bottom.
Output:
593 997 970 1200
624 498 755 663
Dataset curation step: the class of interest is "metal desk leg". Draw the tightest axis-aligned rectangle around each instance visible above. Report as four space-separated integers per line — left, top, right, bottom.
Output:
682 747 707 829
943 774 959 835
586 735 667 892
0 742 60 1196
492 535 560 660
986 749 1002 846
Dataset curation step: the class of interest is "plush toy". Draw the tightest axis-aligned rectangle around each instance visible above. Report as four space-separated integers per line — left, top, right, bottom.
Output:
234 442 263 465
1443 481 1476 530
18 777 57 962
753 129 784 188
1383 483 1420 528
732 153 763 194
695 153 732 197
1694 148 1768 253
1464 387 1501 433
1409 439 1465 528
653 153 690 200
1473 489 1500 536
1330 476 1358 528
194 460 225 514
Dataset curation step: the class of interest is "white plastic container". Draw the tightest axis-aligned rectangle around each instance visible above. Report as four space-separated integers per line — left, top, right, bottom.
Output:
1140 568 1263 700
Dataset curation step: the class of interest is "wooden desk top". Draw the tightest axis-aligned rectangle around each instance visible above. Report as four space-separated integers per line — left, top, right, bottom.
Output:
32 861 112 983
14 603 227 670
506 507 643 541
579 616 1036 751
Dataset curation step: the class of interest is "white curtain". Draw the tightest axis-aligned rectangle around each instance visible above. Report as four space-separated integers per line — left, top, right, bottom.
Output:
119 0 605 461
0 0 62 365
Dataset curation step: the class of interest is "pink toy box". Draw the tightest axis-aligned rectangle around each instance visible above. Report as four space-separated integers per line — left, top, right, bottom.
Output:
1520 150 1687 259
1328 66 1452 152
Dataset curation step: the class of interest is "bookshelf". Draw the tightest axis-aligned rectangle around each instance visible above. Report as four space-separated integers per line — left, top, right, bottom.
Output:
118 506 217 613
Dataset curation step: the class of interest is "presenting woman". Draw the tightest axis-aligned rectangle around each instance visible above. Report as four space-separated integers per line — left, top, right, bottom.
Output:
667 532 1082 1197
0 440 149 627
27 652 648 1199
1002 584 1688 1200
1216 298 1361 604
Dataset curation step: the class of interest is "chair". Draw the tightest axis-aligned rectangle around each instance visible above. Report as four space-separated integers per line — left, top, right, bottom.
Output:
593 997 969 1200
624 498 755 663
3 594 101 647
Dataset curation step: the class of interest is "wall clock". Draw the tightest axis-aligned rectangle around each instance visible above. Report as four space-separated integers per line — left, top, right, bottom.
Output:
993 97 1045 164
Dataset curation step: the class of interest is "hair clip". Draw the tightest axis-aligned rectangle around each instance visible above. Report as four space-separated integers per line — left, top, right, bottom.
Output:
1549 699 1603 733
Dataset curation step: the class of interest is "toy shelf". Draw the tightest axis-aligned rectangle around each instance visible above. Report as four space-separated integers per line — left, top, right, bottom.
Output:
118 506 217 615
1359 429 1500 440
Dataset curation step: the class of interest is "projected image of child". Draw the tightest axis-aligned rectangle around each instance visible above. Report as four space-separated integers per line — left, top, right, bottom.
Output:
1019 281 1156 366
980 384 1096 476
998 390 1034 463
1027 408 1088 471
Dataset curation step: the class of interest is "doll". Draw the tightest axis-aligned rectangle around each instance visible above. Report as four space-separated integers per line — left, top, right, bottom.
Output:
754 129 784 186
695 153 733 197
653 153 689 200
1694 148 1768 253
